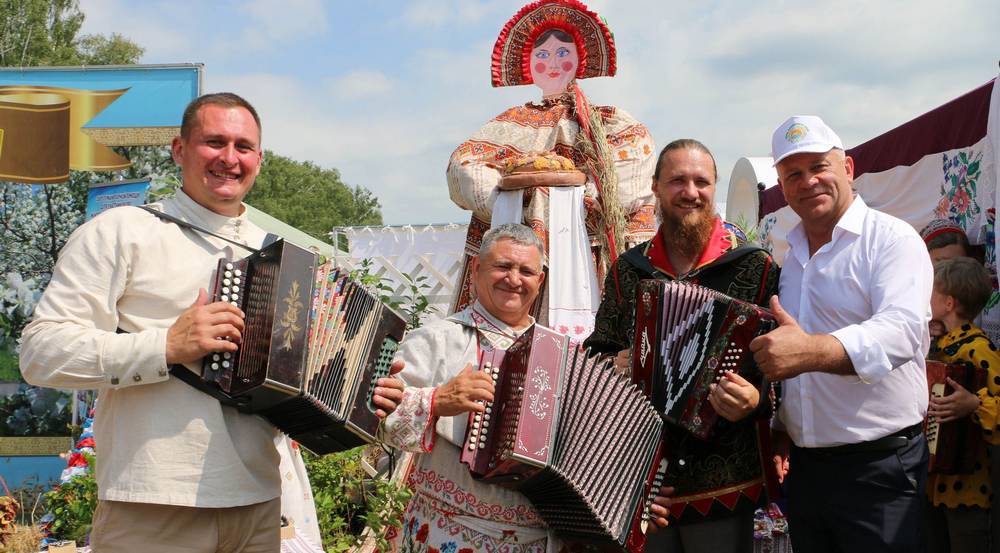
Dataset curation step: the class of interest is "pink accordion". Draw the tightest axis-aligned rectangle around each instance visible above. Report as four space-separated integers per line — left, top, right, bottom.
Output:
460 324 665 552
631 280 776 439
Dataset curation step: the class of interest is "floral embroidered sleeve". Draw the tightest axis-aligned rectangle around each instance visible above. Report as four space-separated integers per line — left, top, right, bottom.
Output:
383 386 438 453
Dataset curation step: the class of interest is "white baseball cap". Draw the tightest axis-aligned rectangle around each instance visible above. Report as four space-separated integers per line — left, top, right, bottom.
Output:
771 115 844 165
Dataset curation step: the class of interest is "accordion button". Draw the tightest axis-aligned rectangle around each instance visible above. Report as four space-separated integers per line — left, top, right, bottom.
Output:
234 278 241 285
232 286 239 293
234 270 243 277
221 295 230 302
223 352 232 360
468 444 475 450
223 278 232 285
212 354 221 361
211 363 220 371
222 287 230 294
479 442 486 449
225 263 234 270
231 301 238 306
222 361 231 369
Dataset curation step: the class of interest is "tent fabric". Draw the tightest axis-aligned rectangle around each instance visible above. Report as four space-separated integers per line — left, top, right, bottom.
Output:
759 74 1000 340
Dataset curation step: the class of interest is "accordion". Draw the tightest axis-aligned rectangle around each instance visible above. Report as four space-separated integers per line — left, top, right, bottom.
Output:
631 280 776 439
197 239 407 454
460 324 665 551
925 360 987 474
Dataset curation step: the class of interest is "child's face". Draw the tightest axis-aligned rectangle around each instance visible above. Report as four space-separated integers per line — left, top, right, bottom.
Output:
929 243 968 264
930 287 952 321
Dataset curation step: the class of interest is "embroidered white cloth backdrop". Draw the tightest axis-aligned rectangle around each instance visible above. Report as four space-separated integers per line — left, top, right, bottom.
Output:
337 224 468 323
491 187 599 340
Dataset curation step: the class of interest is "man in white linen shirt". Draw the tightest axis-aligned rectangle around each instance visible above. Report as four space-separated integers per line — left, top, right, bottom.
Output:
750 115 932 553
19 92 404 552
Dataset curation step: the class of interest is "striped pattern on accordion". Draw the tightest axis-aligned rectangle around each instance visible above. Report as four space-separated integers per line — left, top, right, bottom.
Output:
200 239 406 454
925 360 987 474
632 280 775 438
460 324 664 551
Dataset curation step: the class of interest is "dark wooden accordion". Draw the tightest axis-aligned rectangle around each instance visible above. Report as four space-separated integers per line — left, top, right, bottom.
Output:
197 239 407 454
926 360 987 474
459 324 665 551
631 280 776 439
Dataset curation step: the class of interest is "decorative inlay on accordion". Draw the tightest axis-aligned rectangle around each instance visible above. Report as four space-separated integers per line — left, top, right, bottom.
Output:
632 280 776 439
460 324 665 551
926 359 987 474
199 239 406 454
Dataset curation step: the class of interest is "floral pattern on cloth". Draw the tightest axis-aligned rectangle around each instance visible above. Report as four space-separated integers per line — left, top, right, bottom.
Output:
753 503 790 553
935 149 984 227
390 493 547 553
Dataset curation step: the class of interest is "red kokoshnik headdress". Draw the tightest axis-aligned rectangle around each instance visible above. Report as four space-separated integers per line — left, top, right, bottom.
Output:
491 0 617 88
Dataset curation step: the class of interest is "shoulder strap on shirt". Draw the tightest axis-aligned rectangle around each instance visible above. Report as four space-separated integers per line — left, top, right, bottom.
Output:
137 204 261 254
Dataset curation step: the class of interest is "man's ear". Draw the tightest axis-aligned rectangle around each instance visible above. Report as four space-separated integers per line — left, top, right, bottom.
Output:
844 155 855 180
171 136 184 165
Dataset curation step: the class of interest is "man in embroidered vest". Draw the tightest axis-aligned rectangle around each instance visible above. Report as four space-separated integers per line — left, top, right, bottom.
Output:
386 222 618 552
19 93 403 552
750 116 932 553
584 139 779 553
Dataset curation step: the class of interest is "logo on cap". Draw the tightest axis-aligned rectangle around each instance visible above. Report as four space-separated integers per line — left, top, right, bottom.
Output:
785 123 808 144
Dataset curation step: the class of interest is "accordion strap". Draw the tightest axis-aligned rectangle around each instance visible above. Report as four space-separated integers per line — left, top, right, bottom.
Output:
137 204 268 253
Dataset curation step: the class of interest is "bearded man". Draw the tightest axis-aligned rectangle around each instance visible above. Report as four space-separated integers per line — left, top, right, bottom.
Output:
585 139 779 553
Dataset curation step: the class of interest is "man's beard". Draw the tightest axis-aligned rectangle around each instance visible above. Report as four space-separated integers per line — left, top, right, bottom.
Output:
660 203 716 261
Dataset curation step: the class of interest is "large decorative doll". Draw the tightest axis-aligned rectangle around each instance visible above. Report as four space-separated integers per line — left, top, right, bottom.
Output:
448 0 657 340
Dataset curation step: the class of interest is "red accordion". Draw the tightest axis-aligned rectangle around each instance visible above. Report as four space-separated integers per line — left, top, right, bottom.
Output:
460 324 665 552
926 360 987 474
631 280 776 439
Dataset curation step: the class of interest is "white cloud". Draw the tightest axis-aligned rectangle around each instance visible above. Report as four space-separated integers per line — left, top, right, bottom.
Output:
328 71 395 100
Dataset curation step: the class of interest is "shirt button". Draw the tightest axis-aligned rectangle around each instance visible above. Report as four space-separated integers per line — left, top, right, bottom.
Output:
158 369 168 377
110 377 119 385
133 374 142 382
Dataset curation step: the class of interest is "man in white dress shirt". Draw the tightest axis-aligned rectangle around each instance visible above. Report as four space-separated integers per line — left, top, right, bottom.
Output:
750 115 932 553
20 93 403 552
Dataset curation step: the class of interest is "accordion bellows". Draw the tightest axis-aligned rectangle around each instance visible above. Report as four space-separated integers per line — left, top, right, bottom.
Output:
632 280 776 439
199 240 406 454
461 325 664 550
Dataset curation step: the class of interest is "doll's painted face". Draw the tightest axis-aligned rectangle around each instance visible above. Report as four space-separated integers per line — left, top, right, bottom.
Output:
530 34 578 97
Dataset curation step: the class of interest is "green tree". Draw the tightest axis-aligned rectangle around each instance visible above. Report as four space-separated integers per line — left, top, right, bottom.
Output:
246 151 382 242
0 0 143 66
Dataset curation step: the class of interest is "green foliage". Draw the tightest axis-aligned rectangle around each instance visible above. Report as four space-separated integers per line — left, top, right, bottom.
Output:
0 348 19 382
350 259 438 329
246 152 382 243
42 460 97 544
732 214 761 244
0 0 143 67
303 448 411 552
0 386 71 436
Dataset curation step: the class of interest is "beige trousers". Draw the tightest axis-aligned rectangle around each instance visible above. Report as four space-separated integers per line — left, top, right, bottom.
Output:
88 497 281 553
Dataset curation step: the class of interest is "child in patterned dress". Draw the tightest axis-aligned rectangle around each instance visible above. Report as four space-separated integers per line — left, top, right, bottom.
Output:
926 257 1000 553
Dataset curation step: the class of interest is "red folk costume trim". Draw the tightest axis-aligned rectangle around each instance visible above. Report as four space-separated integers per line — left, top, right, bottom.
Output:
646 219 738 278
491 0 617 88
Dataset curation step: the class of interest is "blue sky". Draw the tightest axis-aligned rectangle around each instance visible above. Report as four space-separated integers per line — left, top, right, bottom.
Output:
81 0 1000 226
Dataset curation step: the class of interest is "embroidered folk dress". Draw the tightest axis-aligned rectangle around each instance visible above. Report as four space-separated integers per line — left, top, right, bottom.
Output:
927 323 1000 508
447 97 658 323
383 304 558 553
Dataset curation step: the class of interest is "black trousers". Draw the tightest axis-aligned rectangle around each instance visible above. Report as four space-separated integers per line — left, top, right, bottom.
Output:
786 433 929 553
